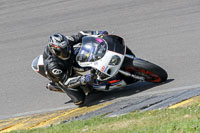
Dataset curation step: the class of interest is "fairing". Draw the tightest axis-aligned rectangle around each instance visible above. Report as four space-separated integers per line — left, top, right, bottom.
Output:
76 35 126 81
31 55 46 77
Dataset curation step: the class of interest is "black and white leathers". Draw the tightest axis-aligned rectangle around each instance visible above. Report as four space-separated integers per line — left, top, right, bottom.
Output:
43 33 83 88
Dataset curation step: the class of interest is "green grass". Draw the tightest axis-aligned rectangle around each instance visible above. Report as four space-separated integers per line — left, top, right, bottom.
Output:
11 103 200 133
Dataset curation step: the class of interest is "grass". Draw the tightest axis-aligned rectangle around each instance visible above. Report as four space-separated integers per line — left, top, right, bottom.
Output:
10 102 200 133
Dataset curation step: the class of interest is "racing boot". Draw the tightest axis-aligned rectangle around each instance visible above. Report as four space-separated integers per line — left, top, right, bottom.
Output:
60 74 94 106
62 87 85 106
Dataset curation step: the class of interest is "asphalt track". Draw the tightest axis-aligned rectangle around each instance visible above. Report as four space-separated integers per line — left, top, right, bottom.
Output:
0 0 200 119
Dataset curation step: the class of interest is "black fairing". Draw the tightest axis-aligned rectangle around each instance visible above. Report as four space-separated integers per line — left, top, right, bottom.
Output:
103 35 125 55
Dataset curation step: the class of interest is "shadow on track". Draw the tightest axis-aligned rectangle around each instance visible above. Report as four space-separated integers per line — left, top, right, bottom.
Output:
64 79 174 106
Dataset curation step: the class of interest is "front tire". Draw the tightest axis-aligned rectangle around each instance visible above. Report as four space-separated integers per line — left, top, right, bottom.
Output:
125 58 168 83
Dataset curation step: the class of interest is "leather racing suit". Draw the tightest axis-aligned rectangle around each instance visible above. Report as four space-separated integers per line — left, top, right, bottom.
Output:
43 31 107 105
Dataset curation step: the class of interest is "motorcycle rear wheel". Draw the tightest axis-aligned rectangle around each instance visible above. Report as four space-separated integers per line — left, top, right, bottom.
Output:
125 58 168 83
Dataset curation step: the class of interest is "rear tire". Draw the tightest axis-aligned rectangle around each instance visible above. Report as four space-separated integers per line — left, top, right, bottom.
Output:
125 58 168 83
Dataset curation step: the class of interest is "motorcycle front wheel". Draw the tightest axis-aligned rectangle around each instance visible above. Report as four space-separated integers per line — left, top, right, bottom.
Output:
125 58 168 83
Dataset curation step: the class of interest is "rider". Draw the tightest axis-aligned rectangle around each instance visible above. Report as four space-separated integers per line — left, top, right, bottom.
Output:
43 31 108 106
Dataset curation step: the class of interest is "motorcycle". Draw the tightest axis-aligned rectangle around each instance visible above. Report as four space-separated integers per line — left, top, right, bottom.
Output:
32 34 168 101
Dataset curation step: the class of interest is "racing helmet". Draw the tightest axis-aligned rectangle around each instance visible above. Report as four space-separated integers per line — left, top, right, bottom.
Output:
48 33 72 60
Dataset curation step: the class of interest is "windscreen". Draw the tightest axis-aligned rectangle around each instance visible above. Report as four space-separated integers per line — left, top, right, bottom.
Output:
76 37 107 62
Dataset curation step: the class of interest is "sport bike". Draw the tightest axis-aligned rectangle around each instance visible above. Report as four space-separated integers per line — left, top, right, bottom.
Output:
32 34 168 99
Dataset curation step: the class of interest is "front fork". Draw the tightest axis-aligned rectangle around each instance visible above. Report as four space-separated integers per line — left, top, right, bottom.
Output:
119 54 145 81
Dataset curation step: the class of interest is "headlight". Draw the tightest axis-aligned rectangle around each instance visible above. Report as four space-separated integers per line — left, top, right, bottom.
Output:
109 55 121 65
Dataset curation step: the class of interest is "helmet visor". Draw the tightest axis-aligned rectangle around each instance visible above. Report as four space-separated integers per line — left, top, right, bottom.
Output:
55 46 71 60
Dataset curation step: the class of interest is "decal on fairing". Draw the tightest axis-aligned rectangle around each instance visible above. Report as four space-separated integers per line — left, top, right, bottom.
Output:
94 62 98 65
101 66 105 72
96 38 103 43
104 66 109 72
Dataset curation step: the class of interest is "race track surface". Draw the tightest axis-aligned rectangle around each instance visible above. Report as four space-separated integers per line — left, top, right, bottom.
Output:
0 0 200 118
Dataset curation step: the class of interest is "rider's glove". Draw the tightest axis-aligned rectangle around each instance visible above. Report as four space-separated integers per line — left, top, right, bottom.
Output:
80 73 94 85
98 30 108 35
78 31 91 38
78 30 109 37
